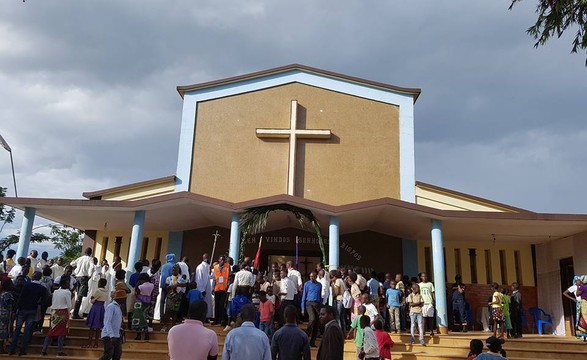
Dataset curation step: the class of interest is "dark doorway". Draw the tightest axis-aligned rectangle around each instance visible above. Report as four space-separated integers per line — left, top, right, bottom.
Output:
560 257 575 336
259 249 322 278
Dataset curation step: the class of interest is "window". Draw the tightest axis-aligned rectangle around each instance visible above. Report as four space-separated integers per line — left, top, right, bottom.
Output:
100 237 109 262
154 237 163 261
114 236 122 259
140 237 150 262
485 249 492 284
424 246 432 281
514 250 523 285
469 249 478 284
499 250 508 284
454 248 462 279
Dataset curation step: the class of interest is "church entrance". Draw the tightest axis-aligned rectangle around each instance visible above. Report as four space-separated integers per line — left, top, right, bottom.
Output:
258 248 322 277
267 254 322 277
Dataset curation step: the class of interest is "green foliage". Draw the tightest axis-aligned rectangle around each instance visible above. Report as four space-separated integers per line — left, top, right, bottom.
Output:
510 0 587 63
49 225 83 264
0 232 49 254
0 224 82 263
0 187 15 233
239 204 327 265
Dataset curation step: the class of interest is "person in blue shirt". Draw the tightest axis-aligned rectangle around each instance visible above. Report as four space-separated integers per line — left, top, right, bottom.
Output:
159 254 175 322
386 280 402 333
128 262 143 288
186 282 203 305
222 304 271 360
100 293 123 360
301 271 322 347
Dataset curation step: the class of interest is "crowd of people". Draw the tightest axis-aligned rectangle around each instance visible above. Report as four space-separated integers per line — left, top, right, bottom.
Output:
0 246 542 359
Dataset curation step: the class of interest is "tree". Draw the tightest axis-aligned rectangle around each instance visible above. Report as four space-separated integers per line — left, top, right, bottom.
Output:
510 0 587 64
0 232 49 254
49 225 84 264
0 187 15 233
0 224 83 263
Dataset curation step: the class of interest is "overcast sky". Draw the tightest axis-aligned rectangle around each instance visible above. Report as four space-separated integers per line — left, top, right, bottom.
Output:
1 1 586 253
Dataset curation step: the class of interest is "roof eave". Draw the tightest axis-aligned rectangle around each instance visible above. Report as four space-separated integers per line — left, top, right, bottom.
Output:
176 64 421 103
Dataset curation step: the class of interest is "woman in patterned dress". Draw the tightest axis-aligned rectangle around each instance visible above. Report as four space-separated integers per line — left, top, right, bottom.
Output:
147 259 161 328
0 281 14 354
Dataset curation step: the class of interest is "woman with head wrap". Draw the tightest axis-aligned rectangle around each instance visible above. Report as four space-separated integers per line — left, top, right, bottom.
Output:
563 275 582 335
575 275 587 340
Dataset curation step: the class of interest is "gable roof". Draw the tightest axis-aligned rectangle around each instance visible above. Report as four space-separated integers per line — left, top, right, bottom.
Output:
176 64 421 102
82 175 176 200
415 181 531 213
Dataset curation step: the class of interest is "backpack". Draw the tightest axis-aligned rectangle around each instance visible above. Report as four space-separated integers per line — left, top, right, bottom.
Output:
342 289 353 309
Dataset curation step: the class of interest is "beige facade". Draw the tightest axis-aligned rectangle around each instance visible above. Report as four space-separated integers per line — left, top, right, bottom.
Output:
190 83 400 205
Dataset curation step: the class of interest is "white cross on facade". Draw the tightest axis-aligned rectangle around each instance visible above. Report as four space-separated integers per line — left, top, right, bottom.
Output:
256 100 332 196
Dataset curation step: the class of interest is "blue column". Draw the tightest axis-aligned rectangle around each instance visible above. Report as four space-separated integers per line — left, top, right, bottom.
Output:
16 207 36 259
229 213 240 263
431 219 448 333
126 210 145 279
328 216 339 271
167 231 184 259
402 238 418 276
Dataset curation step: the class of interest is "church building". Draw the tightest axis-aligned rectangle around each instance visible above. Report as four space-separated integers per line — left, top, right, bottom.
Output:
5 64 587 335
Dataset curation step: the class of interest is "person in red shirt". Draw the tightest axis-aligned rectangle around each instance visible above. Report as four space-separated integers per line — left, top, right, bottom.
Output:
373 319 394 359
258 290 274 338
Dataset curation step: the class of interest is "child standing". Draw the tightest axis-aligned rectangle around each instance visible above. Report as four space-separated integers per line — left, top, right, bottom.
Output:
386 280 401 333
407 283 425 346
85 278 109 348
113 269 130 328
347 304 366 359
186 282 203 305
452 283 467 332
258 290 274 338
501 288 512 338
488 282 504 338
373 319 394 359
133 273 154 340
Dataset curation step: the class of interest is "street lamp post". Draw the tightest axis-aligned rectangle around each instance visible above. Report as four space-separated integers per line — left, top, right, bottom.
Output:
0 133 17 197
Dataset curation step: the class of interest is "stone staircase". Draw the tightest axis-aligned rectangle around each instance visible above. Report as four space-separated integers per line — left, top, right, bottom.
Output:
1 318 586 359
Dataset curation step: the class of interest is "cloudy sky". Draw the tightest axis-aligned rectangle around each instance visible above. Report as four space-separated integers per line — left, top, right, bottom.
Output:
1 1 586 253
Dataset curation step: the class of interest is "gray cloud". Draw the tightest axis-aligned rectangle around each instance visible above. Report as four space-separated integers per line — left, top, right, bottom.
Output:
1 0 586 241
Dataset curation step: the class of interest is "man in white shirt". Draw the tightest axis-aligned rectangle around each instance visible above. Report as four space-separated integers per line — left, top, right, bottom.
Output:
27 250 39 271
8 256 26 280
361 294 380 324
194 253 212 319
70 247 95 319
317 269 330 305
278 269 296 326
36 251 49 270
286 261 302 291
51 257 65 280
232 263 255 299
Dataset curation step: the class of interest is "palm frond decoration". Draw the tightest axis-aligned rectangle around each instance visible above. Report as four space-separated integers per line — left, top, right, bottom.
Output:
239 204 327 265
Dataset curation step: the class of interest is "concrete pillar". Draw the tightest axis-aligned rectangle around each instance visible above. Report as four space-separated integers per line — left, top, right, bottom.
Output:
328 216 339 271
431 219 448 333
126 210 145 279
229 213 240 263
402 238 418 276
167 231 183 259
16 207 36 259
